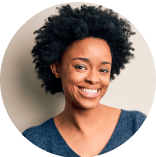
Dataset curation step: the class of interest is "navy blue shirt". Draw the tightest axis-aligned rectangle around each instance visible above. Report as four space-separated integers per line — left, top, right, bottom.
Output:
23 109 146 156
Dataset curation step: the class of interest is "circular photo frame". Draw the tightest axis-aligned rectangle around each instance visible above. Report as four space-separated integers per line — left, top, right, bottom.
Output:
0 1 156 157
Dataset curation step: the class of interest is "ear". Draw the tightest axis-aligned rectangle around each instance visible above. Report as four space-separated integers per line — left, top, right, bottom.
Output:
50 62 61 78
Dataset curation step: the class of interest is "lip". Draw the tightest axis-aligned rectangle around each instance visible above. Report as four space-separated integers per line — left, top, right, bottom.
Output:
77 86 101 90
77 86 100 98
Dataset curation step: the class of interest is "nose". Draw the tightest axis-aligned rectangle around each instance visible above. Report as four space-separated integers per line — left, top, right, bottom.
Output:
85 70 99 84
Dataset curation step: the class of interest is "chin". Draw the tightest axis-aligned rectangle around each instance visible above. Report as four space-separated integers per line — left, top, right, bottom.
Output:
74 99 100 110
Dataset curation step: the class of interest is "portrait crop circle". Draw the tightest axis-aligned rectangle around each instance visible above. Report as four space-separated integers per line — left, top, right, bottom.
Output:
0 1 156 157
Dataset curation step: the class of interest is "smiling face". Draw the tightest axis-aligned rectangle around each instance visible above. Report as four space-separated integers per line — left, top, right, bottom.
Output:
50 37 112 110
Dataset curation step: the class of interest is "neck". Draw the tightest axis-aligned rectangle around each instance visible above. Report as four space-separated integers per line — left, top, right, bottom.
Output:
60 102 106 134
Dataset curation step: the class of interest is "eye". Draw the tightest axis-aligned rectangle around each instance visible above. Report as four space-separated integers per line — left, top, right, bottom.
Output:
100 69 109 73
74 65 87 70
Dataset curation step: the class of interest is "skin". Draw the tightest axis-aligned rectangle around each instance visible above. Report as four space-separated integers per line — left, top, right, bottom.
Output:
50 37 121 157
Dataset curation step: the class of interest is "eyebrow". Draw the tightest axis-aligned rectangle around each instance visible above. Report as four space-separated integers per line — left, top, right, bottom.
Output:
72 57 112 65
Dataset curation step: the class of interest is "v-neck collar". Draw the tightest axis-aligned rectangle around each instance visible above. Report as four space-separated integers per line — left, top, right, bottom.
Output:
51 109 124 157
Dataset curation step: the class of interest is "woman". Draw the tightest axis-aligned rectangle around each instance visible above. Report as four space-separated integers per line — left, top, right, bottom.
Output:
23 4 146 157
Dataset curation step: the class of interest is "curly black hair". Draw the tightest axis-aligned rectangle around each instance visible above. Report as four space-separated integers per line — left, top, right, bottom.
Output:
32 4 135 94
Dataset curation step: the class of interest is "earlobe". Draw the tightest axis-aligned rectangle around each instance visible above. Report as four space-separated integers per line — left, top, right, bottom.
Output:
50 62 60 78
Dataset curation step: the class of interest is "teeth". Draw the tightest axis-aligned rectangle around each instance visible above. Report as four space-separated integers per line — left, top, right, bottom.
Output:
80 88 98 94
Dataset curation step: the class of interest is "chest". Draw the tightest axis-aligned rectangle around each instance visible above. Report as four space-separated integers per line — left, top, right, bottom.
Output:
57 122 117 157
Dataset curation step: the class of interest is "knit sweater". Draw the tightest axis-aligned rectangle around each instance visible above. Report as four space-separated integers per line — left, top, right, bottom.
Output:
22 109 146 156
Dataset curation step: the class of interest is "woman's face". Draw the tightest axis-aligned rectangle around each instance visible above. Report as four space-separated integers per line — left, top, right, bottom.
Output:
52 37 112 109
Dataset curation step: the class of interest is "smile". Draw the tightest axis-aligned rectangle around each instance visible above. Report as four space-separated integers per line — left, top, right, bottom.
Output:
80 88 98 94
77 87 100 98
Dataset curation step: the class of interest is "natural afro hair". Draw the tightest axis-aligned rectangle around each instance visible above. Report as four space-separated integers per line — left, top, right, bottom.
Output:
31 4 135 94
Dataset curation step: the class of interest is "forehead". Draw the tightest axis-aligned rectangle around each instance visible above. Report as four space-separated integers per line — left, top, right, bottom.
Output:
64 37 112 62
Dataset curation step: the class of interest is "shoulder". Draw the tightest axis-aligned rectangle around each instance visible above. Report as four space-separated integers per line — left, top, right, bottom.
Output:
22 117 55 136
101 110 147 154
119 109 147 133
118 110 146 136
22 118 56 151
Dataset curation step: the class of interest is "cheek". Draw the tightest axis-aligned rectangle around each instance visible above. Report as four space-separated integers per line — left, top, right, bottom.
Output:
71 73 85 81
61 69 85 88
101 77 110 88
